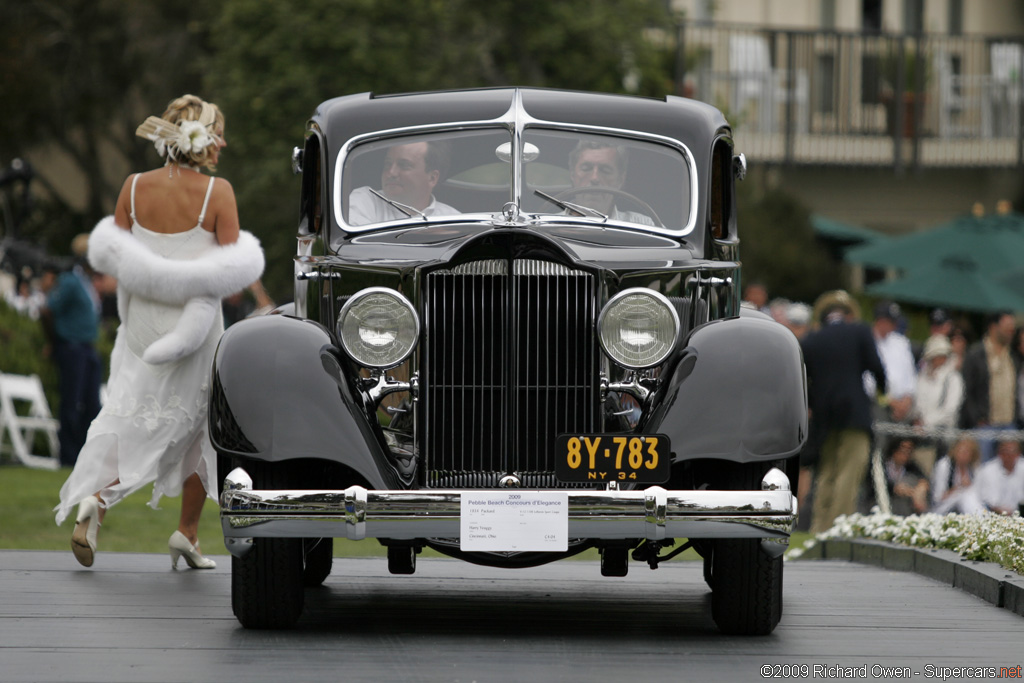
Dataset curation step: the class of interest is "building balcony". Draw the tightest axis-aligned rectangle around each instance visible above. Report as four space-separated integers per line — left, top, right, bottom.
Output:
678 23 1024 169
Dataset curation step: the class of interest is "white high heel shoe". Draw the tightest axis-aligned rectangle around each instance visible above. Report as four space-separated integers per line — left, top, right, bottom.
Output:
71 496 101 567
168 531 216 570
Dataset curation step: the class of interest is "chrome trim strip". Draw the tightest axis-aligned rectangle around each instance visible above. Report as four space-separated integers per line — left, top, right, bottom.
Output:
511 89 526 213
220 468 796 542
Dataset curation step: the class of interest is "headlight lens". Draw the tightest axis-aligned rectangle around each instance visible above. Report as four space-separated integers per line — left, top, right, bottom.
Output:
598 289 680 369
337 288 419 368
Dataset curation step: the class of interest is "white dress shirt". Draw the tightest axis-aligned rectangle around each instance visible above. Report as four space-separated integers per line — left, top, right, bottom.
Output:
865 331 916 399
347 186 458 226
970 456 1024 513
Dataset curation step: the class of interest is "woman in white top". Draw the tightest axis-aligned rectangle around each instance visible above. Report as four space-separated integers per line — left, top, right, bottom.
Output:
931 436 981 514
912 334 965 476
54 95 264 570
914 335 964 430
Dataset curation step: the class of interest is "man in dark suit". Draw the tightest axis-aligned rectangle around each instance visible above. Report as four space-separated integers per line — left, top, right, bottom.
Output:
801 294 887 533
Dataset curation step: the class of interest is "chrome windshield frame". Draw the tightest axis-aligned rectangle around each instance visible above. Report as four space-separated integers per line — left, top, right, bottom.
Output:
333 89 700 239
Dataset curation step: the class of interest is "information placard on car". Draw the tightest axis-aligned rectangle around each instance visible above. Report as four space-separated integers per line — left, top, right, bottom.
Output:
460 492 568 552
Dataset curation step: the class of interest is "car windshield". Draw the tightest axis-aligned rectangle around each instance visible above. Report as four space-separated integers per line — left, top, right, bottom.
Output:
339 127 693 233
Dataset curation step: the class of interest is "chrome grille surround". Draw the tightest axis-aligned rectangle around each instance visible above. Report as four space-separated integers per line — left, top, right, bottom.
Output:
423 258 599 488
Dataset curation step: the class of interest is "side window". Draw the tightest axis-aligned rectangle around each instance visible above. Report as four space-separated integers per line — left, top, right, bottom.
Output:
299 136 323 235
709 139 733 241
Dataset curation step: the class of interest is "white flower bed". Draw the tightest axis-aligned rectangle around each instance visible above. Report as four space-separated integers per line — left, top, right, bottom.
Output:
788 509 1024 575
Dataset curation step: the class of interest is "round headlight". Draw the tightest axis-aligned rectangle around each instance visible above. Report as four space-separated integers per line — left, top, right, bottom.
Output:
597 289 680 369
337 288 419 368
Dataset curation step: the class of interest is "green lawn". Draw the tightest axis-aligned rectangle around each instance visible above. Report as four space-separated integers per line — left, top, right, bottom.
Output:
0 464 395 557
0 464 810 561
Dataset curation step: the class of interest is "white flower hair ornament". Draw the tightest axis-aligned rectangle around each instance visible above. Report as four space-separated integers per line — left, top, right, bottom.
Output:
177 121 214 154
135 100 221 164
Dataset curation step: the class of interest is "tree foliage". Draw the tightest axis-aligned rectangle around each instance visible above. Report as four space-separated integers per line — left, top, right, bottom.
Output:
736 178 844 304
4 0 718 301
0 2 213 248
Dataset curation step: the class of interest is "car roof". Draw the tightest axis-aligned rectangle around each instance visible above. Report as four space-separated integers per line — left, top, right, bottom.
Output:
310 87 730 156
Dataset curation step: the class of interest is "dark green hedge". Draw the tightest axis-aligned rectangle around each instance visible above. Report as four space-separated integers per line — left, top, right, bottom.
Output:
0 301 113 416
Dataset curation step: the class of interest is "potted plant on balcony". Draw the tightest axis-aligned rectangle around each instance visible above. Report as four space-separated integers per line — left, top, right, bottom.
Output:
879 42 932 138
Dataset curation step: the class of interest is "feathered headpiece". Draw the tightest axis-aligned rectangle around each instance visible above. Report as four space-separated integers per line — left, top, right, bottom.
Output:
135 100 222 163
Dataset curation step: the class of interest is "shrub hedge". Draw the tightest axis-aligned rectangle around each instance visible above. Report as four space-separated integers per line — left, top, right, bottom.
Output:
0 300 113 419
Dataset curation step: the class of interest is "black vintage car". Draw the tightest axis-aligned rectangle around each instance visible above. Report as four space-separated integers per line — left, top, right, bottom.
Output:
214 88 806 634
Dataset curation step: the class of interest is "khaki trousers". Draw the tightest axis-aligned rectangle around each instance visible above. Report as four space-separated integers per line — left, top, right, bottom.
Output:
810 429 870 534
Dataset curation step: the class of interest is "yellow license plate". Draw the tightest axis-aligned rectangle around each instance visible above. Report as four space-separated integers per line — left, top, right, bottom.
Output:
554 434 670 484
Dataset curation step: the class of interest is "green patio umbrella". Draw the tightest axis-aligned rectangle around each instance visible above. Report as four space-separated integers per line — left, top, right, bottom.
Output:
844 212 1024 274
811 214 888 245
995 267 1024 298
865 255 1024 313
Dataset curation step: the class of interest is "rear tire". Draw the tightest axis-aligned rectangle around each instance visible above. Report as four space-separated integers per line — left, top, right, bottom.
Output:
231 460 305 629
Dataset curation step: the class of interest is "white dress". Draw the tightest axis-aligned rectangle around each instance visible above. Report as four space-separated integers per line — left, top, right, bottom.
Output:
55 176 223 525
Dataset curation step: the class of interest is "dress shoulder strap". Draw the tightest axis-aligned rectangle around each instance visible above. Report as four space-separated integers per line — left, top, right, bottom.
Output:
130 173 142 223
197 176 216 227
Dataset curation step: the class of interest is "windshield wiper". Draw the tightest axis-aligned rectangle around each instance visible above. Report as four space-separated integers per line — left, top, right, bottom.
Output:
534 190 607 221
369 189 426 220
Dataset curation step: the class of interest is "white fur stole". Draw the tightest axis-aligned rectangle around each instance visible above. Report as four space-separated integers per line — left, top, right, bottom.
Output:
88 216 265 364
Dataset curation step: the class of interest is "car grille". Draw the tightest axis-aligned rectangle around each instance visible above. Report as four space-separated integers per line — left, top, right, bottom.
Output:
422 259 599 488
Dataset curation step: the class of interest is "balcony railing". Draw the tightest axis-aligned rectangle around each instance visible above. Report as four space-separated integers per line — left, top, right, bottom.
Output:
677 23 1024 169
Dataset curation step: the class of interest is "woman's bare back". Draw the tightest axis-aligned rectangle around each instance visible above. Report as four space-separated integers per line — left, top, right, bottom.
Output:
114 167 239 245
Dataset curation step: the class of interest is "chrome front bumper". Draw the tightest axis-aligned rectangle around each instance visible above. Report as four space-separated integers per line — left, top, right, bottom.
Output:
220 466 797 557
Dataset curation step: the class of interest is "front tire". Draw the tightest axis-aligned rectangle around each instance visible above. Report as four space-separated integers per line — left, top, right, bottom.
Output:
231 461 305 629
709 539 783 635
702 460 787 635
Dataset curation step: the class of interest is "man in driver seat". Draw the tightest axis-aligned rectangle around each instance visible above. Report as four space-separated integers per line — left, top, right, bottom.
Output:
348 140 458 225
567 140 654 225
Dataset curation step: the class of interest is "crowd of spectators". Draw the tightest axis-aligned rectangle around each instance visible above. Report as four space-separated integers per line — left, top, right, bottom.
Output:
742 284 1024 531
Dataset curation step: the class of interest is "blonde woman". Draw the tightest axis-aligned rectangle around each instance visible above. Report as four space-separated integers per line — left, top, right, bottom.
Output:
931 437 980 514
54 95 264 569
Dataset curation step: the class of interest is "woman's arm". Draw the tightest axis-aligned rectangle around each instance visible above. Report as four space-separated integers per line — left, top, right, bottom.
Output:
113 176 135 230
211 177 240 245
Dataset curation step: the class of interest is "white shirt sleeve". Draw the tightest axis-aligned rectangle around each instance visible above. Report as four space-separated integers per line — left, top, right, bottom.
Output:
347 186 379 226
936 371 964 427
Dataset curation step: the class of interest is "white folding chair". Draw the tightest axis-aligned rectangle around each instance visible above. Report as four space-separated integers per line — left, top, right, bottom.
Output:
0 373 61 470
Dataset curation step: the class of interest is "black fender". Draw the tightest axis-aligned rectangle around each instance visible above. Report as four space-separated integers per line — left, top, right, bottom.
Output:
209 314 399 488
643 316 807 463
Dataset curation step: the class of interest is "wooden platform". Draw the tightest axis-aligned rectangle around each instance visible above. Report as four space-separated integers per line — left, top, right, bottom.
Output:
0 551 1020 682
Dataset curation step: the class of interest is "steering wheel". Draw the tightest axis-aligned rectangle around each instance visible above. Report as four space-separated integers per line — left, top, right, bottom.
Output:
555 186 663 227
